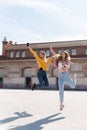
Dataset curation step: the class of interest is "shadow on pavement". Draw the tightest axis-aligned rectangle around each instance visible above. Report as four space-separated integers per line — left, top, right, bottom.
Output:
0 111 33 124
10 113 65 130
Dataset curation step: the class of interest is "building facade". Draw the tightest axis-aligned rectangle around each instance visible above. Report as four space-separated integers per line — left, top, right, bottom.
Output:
0 37 87 89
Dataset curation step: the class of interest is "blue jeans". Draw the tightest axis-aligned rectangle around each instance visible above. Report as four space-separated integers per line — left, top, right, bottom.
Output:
58 72 76 103
37 68 49 88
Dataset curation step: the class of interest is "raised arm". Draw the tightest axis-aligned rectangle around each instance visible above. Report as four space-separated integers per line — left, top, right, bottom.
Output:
50 46 56 55
27 43 38 58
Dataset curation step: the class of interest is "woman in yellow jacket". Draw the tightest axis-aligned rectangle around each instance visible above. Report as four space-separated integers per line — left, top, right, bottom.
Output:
27 43 52 89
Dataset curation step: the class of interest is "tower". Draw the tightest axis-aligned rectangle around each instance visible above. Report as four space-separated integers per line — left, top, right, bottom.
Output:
2 37 8 56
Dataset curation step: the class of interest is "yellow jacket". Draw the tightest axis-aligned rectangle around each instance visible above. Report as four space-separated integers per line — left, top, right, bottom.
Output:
29 48 51 71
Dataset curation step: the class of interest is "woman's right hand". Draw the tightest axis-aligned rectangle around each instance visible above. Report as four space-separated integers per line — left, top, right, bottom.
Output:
27 43 30 48
50 46 57 55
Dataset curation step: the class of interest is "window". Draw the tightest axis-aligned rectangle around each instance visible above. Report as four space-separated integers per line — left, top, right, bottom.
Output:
46 50 50 56
85 48 87 55
72 48 76 55
10 51 14 58
21 51 25 57
16 51 19 57
64 49 70 53
58 49 62 54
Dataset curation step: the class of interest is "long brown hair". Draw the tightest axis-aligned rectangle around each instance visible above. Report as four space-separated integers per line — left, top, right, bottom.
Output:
55 51 71 66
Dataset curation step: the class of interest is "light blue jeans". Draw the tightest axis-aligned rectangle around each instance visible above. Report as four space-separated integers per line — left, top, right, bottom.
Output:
58 72 76 103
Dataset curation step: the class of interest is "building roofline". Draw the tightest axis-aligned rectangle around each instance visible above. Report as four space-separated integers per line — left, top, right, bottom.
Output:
4 39 87 50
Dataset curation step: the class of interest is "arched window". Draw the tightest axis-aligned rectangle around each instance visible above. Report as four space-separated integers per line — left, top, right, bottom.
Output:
22 68 36 77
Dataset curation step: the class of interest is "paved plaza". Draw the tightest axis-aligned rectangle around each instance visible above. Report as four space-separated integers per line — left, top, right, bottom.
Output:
0 89 87 130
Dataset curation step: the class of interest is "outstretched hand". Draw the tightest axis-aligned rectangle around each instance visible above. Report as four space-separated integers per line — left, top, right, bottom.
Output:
50 46 57 55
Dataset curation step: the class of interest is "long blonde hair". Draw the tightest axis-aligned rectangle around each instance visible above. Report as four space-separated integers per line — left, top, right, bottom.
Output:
39 51 47 61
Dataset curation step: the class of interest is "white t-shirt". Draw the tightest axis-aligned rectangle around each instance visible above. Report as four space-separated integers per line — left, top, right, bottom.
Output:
58 61 70 72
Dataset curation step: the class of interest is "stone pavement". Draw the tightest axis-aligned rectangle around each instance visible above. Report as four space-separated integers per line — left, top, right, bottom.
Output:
0 89 87 130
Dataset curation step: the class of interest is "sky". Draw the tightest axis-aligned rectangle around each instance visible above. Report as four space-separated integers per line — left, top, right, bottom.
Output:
0 0 87 54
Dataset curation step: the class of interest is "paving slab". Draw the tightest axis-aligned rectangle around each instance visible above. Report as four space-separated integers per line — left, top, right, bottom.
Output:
0 89 87 130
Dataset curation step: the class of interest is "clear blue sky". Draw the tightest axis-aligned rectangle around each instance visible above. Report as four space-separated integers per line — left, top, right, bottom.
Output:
0 0 87 54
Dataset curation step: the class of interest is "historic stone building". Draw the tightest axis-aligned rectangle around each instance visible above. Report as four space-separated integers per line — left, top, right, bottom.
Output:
0 37 87 89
